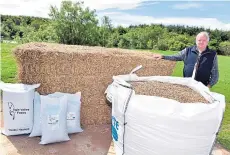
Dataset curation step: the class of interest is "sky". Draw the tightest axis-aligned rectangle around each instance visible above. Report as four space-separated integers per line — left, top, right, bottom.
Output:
0 0 230 30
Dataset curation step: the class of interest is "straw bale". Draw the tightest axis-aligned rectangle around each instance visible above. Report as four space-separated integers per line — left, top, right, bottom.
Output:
15 49 174 77
81 105 111 125
13 42 176 126
129 81 208 103
29 76 112 95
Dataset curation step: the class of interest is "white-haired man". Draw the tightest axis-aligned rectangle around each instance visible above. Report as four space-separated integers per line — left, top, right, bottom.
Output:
153 32 219 88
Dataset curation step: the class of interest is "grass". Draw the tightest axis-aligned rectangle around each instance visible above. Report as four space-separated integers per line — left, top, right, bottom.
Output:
153 50 230 150
1 43 230 150
1 43 18 83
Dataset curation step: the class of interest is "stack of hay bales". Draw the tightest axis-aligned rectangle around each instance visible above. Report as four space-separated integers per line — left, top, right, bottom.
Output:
13 42 176 126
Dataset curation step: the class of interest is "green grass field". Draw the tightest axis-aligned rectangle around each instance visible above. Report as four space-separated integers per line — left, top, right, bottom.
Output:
1 43 18 83
1 43 230 150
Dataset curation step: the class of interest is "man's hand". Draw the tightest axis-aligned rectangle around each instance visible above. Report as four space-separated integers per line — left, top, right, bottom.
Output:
152 54 163 60
207 84 211 88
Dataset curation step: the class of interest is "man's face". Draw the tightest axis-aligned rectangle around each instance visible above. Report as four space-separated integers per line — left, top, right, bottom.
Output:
196 34 208 51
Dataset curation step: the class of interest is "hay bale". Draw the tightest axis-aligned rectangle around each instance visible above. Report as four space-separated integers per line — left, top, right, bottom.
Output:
129 81 208 103
81 105 111 125
13 42 176 126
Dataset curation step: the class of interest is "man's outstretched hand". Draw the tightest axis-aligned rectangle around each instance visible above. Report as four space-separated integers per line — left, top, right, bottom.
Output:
152 54 163 60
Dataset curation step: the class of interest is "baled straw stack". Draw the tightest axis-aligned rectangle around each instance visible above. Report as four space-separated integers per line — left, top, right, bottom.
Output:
13 42 176 126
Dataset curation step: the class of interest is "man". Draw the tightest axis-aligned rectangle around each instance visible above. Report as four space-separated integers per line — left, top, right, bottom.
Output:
153 32 219 88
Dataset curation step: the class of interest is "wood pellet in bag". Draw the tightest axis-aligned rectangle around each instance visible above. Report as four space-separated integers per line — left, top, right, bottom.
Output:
129 81 208 103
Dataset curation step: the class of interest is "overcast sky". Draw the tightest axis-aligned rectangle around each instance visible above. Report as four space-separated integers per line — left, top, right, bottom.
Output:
1 0 230 30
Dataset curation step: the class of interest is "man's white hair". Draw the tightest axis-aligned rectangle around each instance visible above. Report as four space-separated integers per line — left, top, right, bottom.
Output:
196 31 210 42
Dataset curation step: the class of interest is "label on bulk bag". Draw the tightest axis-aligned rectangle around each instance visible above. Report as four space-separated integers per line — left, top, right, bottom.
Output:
47 115 59 130
112 116 119 141
67 112 76 127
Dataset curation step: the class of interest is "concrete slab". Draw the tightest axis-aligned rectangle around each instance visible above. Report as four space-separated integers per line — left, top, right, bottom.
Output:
0 125 112 155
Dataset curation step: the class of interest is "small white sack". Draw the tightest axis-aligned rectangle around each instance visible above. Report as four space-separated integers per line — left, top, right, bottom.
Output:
29 92 42 137
29 92 83 137
39 95 70 145
48 92 83 134
0 82 40 136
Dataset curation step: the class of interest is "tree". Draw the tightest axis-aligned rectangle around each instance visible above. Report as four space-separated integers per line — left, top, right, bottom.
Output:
219 41 230 55
1 15 50 40
100 16 113 47
107 32 120 47
49 1 99 45
1 18 18 39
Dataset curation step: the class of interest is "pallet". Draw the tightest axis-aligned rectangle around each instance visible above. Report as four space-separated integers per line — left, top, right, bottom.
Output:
107 141 116 155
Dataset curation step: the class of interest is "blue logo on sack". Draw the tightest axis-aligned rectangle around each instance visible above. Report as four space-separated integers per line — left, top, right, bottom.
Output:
112 116 119 141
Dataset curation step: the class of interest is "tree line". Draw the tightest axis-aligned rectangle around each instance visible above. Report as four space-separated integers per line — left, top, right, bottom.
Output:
1 1 230 55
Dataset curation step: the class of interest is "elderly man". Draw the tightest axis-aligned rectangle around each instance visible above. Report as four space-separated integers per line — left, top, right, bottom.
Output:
153 32 219 88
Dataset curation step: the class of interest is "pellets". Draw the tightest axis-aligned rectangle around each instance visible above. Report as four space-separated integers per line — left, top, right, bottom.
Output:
129 81 208 103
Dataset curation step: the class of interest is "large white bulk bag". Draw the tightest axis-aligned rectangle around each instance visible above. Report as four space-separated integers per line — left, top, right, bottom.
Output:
0 82 40 136
105 75 225 155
